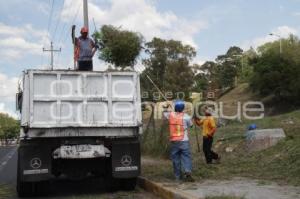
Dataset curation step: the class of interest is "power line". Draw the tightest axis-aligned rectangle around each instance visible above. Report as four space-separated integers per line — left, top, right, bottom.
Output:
47 0 55 41
41 0 55 68
58 2 82 45
56 2 82 67
52 0 65 43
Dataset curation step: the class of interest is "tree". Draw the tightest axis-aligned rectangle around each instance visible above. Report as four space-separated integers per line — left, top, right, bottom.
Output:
93 25 143 69
141 38 196 101
192 72 208 92
215 46 243 88
0 113 20 144
249 35 300 103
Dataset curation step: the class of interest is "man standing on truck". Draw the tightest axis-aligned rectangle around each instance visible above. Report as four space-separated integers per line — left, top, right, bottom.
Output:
195 107 221 164
74 26 97 71
163 100 194 182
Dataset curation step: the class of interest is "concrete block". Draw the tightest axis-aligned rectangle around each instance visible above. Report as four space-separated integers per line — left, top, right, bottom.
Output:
246 128 286 152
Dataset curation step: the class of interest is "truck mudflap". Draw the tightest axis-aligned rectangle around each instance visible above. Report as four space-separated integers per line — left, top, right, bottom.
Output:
111 139 140 178
18 143 52 182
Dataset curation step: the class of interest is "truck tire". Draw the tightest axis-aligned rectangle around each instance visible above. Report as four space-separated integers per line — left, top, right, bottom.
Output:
120 178 137 191
104 175 120 192
17 180 34 197
17 179 48 197
104 159 120 192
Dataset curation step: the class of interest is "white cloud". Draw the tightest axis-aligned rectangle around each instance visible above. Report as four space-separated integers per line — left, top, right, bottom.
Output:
241 26 298 50
0 103 18 119
292 12 300 16
61 0 207 48
0 73 19 101
192 55 207 66
0 23 48 60
0 73 20 118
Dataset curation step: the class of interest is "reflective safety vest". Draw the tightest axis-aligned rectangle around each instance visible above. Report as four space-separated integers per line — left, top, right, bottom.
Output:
169 112 185 141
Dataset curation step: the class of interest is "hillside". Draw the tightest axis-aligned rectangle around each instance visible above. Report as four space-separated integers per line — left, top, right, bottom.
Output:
142 84 300 186
217 83 298 118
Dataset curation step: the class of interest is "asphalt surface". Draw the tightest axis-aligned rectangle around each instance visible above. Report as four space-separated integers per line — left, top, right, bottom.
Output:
0 145 156 199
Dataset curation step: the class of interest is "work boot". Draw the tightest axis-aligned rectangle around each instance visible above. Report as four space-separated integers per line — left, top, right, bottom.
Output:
183 172 195 182
214 156 221 164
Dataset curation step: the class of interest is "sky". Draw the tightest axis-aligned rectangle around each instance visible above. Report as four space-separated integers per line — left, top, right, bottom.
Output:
0 0 300 118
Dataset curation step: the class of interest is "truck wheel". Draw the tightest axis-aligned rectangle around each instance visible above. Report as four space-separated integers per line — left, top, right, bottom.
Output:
104 175 120 192
17 179 48 197
17 180 34 197
120 178 137 191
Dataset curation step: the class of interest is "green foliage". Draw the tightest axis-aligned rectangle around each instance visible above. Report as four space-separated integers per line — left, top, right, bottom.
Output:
141 119 170 157
193 72 208 92
141 37 196 101
93 25 143 69
249 35 300 104
0 113 20 140
215 46 243 88
238 48 256 82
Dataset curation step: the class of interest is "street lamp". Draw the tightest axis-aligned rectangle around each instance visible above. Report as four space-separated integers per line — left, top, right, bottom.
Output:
269 33 282 54
233 54 244 74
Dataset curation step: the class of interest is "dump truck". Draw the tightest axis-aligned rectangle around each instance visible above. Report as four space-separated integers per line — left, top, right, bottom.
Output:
16 69 142 196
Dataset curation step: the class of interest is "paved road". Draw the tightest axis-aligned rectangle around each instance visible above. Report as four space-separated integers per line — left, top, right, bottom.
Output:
0 146 156 199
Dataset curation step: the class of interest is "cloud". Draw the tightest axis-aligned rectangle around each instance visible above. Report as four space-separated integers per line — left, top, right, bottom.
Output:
241 26 298 50
0 73 20 118
0 103 19 119
0 23 48 60
192 55 207 66
61 0 207 48
292 12 300 16
0 73 19 101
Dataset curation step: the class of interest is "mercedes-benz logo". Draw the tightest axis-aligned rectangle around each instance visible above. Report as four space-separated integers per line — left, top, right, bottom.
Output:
120 155 132 167
30 158 42 169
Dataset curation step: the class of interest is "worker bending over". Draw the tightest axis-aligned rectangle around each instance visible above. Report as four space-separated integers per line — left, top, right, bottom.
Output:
163 100 194 182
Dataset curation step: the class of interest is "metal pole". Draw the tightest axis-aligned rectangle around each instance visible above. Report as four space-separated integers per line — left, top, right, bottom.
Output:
279 38 282 54
83 0 89 31
43 41 61 70
269 33 282 55
50 42 54 69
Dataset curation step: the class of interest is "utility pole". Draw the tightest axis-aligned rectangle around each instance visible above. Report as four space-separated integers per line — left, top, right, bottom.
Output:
269 33 282 55
43 41 61 70
83 0 89 31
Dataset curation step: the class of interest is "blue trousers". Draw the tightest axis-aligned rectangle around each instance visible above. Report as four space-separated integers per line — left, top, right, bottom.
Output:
170 141 192 179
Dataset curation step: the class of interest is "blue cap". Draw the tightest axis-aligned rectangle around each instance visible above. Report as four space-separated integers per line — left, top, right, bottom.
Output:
174 100 185 112
248 124 257 130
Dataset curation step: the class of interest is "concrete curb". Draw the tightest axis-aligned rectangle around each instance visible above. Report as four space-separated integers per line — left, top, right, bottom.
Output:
137 177 199 199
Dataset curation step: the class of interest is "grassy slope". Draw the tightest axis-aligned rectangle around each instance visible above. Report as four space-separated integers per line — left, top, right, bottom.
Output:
142 84 300 186
193 110 300 185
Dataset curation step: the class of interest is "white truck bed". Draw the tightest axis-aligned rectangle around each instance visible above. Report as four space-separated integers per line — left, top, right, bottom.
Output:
20 70 142 130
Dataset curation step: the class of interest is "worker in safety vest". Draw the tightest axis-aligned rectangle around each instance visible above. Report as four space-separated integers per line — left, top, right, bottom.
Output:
163 100 194 182
195 107 221 164
74 27 97 71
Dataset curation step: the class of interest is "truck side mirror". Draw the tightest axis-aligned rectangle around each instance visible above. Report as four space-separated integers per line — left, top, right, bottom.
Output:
16 92 23 111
